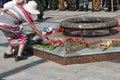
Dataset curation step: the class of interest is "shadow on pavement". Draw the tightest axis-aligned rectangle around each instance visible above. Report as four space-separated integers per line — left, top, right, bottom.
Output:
43 17 53 21
109 60 120 63
0 59 48 79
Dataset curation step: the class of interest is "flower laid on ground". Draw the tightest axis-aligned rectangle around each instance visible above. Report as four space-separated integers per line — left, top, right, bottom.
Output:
90 40 120 51
41 26 56 36
56 26 64 32
40 25 65 36
27 31 120 52
66 37 88 48
111 40 120 47
32 38 64 51
48 39 64 50
31 36 90 53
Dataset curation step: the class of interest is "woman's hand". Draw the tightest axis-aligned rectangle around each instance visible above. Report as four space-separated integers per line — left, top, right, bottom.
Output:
30 24 50 44
42 36 50 44
1 8 9 12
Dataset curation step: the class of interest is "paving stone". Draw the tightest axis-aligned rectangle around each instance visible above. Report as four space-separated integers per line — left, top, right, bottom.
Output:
0 8 120 80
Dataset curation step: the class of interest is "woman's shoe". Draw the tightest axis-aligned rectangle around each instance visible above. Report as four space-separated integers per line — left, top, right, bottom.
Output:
15 55 27 62
3 53 14 58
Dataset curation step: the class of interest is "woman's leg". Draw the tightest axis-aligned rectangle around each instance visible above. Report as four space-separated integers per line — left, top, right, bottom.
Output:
17 44 25 56
15 44 27 62
84 0 89 11
58 0 65 11
6 45 13 54
79 0 84 11
4 45 14 58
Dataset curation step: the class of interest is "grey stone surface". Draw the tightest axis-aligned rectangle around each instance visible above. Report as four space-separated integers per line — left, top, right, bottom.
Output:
0 8 120 80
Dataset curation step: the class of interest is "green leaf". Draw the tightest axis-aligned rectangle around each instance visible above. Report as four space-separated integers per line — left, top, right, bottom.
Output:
102 47 108 51
89 45 97 49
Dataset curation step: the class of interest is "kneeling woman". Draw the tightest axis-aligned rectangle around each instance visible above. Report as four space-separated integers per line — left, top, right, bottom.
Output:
0 1 50 62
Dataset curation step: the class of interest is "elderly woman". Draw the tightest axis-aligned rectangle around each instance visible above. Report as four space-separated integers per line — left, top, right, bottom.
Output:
0 1 50 62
